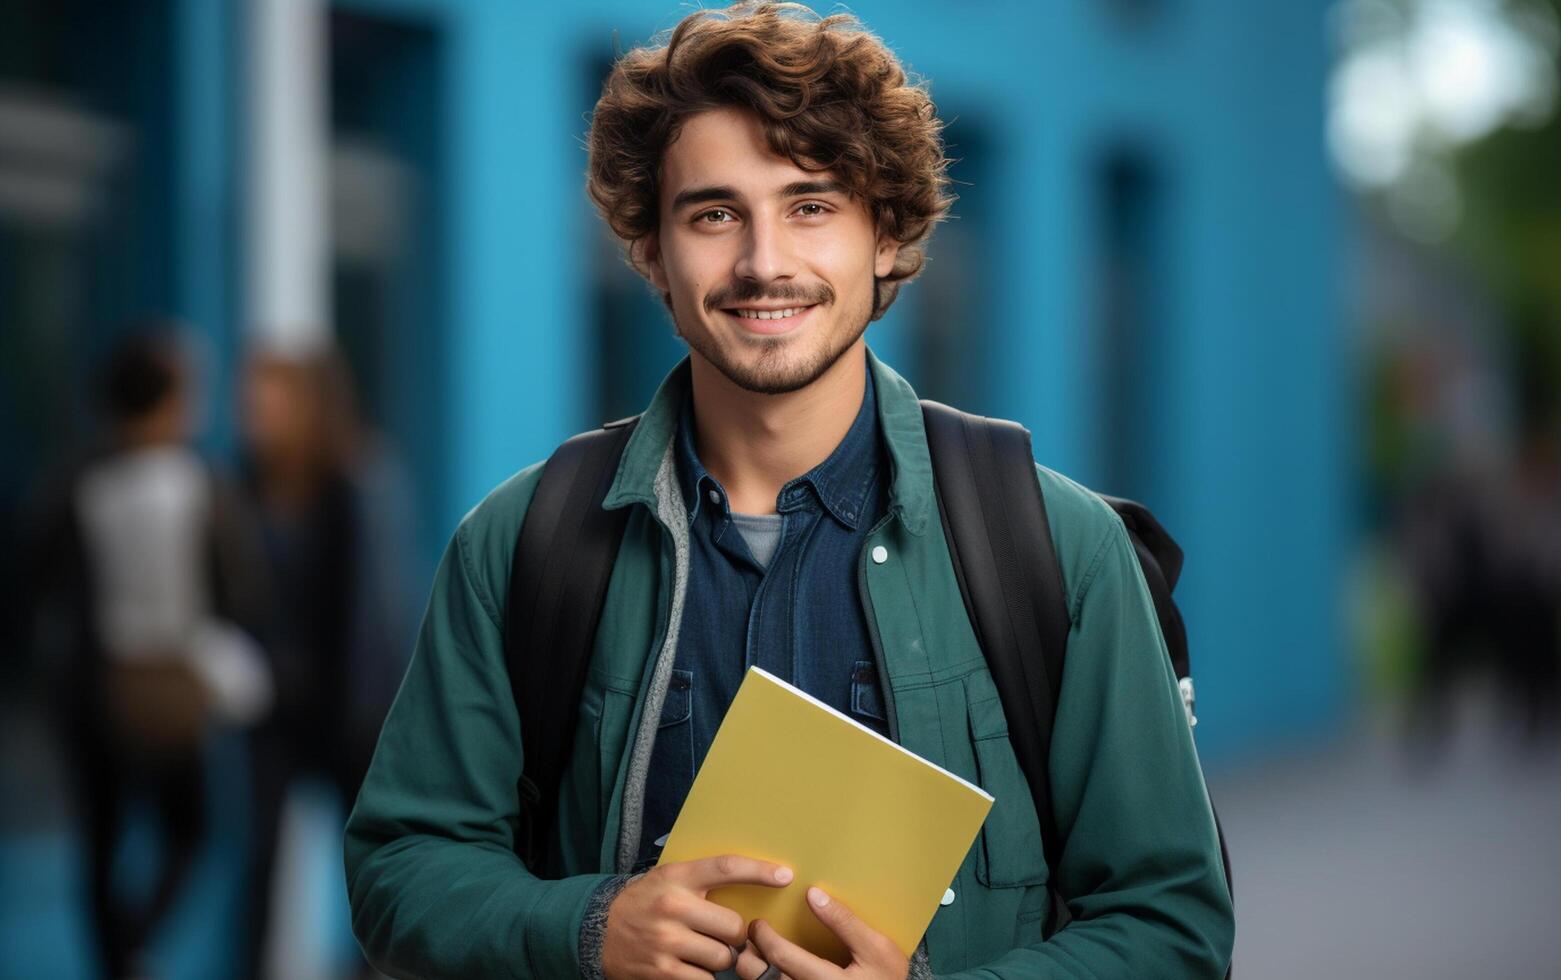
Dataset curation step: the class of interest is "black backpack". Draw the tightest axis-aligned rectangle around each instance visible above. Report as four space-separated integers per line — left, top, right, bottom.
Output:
502 402 1232 945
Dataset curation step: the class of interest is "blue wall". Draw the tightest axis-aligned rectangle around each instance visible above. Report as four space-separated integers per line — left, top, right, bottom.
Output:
0 3 1346 975
119 0 1343 767
345 0 1347 765
173 0 242 457
339 0 1347 763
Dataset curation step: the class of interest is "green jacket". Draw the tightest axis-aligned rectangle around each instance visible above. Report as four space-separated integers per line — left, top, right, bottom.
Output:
344 352 1234 978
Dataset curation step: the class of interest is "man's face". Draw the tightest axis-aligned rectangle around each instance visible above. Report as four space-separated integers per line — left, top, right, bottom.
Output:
645 107 900 395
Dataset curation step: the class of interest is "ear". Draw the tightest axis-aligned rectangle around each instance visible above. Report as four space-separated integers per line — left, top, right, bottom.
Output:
874 233 902 279
639 233 670 293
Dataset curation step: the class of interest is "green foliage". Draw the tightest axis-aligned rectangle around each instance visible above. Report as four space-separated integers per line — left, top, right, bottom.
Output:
1450 0 1561 428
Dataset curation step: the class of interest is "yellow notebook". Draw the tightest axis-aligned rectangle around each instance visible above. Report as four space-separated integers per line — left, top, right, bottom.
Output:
657 666 994 965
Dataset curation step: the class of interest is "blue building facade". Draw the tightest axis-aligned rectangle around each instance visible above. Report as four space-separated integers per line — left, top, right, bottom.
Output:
1 2 1343 974
317 0 1349 765
1 0 1345 757
3 0 1346 760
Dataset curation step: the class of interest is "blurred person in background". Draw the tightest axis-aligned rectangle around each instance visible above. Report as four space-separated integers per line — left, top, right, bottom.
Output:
1399 383 1561 757
1488 415 1561 742
1398 465 1500 755
20 326 274 980
237 345 415 980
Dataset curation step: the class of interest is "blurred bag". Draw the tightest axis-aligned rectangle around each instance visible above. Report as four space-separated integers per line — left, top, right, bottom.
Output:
105 658 211 754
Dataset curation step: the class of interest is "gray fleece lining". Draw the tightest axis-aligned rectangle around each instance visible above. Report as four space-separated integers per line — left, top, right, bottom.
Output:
614 440 691 874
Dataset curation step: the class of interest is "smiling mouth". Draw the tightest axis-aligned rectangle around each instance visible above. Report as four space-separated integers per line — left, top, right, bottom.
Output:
724 305 817 321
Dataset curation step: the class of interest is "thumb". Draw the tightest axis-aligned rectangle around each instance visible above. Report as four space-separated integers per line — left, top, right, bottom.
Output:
805 887 893 962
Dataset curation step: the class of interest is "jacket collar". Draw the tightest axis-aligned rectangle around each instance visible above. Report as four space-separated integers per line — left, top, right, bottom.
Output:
602 347 932 536
865 348 932 535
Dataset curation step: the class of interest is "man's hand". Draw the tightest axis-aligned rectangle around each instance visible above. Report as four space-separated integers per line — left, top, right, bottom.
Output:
740 887 909 980
602 854 794 980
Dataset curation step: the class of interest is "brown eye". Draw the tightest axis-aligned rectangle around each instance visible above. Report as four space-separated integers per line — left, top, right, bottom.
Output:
796 203 827 217
698 209 733 224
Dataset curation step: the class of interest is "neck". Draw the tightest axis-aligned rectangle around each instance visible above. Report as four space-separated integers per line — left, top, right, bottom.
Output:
688 341 868 515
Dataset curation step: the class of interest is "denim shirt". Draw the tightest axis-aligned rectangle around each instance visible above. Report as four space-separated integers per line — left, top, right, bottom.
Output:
636 368 891 868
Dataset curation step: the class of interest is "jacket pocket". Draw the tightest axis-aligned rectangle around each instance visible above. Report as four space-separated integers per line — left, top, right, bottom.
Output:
597 685 637 823
966 689 1051 889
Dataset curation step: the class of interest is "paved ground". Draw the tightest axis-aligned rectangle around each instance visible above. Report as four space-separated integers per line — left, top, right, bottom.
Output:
1208 699 1561 980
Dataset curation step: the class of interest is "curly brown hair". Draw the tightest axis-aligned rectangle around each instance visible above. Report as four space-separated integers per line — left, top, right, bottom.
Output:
586 2 952 319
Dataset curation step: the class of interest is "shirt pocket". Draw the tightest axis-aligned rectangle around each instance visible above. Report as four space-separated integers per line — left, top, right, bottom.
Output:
657 668 694 779
849 660 887 725
966 689 1051 889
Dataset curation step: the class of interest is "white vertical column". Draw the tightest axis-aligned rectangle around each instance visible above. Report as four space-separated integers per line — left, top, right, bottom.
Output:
246 0 328 353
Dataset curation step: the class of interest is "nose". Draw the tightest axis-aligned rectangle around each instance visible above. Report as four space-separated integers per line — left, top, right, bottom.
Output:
732 212 797 287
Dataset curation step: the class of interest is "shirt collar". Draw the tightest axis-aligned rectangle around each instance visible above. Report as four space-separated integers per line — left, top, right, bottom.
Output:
604 350 932 537
673 365 881 531
675 395 720 523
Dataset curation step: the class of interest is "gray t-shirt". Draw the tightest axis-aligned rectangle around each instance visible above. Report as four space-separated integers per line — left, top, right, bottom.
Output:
728 511 783 570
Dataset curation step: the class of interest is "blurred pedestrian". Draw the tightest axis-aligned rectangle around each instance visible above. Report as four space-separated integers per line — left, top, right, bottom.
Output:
237 346 414 980
1400 470 1498 754
1401 420 1561 755
1489 421 1561 743
25 326 273 979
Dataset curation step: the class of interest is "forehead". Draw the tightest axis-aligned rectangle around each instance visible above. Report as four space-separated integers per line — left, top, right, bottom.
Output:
659 107 832 204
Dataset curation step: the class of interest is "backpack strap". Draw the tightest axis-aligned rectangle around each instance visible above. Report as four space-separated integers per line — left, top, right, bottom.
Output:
504 416 639 871
919 400 1071 881
923 402 1231 961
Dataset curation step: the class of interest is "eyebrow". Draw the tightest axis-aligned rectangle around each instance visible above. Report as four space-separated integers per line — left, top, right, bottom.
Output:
780 179 849 199
670 185 739 211
669 179 850 212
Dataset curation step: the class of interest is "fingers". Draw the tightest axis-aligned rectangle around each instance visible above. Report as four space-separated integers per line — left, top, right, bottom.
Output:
668 930 742 974
635 875 747 947
678 853 795 893
750 918 832 980
603 868 754 978
805 887 900 965
735 945 772 980
677 895 748 947
802 887 864 946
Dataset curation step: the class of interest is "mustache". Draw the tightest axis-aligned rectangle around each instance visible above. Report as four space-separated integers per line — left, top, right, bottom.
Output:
704 280 834 314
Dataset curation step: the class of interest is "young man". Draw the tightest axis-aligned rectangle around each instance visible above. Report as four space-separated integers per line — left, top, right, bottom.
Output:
344 4 1234 978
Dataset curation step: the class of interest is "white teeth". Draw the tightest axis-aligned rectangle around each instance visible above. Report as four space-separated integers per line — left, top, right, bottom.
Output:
734 307 806 320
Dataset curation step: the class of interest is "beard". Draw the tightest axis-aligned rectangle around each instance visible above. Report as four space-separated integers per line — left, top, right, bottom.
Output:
674 278 873 396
